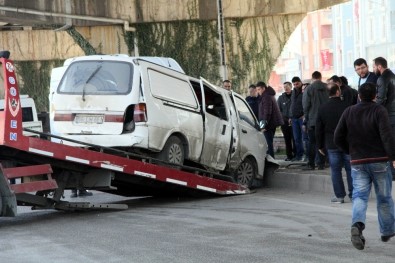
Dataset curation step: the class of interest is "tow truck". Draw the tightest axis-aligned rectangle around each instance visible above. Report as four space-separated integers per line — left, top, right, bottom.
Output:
0 52 278 217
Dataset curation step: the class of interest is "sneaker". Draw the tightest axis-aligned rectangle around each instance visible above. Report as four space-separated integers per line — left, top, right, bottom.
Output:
381 233 395 242
351 226 365 250
317 165 325 170
331 196 344 203
78 189 93 197
70 190 78 198
285 157 293 161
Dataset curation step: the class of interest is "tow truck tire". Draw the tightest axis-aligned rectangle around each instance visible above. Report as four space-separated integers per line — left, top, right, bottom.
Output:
158 136 184 165
235 157 256 188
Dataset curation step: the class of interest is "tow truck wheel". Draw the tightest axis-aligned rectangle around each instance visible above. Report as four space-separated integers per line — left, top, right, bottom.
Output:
235 158 256 188
158 136 184 165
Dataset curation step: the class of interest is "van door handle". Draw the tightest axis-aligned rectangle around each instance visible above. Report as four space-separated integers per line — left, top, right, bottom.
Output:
221 125 226 135
242 129 247 133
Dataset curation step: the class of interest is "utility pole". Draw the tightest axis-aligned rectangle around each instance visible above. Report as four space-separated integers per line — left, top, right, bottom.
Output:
217 0 228 80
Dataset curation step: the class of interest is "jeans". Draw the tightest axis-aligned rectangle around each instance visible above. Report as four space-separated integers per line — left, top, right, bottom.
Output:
327 149 352 199
264 129 275 158
352 162 395 236
291 118 304 158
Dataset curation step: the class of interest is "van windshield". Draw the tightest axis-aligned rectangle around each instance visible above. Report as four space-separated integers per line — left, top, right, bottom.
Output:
57 60 132 95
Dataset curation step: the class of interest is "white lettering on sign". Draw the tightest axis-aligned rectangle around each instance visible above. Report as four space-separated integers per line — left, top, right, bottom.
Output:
10 133 17 141
10 120 17 129
6 62 14 73
8 77 15 85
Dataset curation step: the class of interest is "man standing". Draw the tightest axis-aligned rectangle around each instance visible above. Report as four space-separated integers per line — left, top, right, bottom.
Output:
277 82 295 161
290 77 305 161
354 58 378 88
223 80 232 91
334 82 395 250
316 83 352 204
245 84 259 119
302 71 328 170
373 57 395 179
327 75 356 106
256 81 284 158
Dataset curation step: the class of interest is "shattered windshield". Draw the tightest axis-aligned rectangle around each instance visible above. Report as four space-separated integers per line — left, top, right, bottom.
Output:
57 60 133 95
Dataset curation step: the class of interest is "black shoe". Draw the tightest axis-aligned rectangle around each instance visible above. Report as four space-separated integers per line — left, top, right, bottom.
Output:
291 157 303 162
317 165 325 170
70 190 78 198
78 189 93 197
381 233 395 242
285 157 293 161
302 165 315 170
351 224 365 250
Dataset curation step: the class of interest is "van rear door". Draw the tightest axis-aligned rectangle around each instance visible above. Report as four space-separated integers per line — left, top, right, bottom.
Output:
198 79 232 171
49 59 136 135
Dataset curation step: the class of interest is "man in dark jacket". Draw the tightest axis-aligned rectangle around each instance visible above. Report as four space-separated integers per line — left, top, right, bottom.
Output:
302 71 328 170
277 82 295 161
256 81 284 158
316 83 352 204
334 82 395 250
354 58 378 88
373 57 395 179
290 76 305 161
328 75 356 106
245 84 259 119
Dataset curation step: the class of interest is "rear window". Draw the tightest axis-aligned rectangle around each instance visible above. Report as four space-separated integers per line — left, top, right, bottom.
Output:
57 60 133 95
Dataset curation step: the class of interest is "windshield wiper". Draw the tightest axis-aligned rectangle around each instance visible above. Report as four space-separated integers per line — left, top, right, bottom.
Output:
82 63 102 101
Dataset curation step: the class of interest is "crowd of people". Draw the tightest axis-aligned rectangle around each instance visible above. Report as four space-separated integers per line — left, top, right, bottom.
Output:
225 56 395 251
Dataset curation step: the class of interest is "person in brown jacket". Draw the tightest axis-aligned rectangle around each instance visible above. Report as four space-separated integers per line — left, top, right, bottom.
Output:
256 81 284 158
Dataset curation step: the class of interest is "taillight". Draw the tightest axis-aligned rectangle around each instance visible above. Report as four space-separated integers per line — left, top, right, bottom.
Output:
134 103 147 122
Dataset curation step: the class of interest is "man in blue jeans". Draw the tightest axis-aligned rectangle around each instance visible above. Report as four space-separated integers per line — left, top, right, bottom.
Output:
316 83 352 204
334 82 395 250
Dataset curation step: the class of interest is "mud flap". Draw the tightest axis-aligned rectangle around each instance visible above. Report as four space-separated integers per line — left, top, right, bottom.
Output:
0 170 17 217
252 155 280 188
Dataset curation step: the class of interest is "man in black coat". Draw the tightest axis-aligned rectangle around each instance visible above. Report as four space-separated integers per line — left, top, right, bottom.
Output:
316 83 352 204
277 82 295 161
373 57 395 179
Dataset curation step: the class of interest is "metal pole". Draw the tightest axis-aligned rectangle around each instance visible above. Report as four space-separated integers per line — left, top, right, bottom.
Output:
217 0 227 80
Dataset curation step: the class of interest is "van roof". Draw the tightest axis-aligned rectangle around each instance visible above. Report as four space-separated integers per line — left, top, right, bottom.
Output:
63 55 185 73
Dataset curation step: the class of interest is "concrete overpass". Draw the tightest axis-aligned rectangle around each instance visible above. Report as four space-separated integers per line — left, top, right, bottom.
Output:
0 0 348 58
0 0 348 101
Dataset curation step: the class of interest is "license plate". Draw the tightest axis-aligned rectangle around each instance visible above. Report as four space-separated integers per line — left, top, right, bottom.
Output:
74 114 104 124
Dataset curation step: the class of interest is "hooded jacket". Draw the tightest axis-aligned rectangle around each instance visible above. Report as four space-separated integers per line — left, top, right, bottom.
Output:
302 80 329 128
258 86 284 131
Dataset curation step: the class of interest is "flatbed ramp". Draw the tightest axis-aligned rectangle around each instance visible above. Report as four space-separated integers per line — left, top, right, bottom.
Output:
0 57 249 217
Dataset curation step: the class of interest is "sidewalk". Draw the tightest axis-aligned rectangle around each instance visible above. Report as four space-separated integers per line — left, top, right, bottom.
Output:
266 155 395 199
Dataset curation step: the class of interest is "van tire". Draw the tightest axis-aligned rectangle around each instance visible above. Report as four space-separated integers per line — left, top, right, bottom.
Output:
234 157 256 188
158 136 184 165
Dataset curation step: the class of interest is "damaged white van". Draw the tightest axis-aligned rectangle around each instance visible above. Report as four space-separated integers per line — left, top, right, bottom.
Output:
49 55 270 187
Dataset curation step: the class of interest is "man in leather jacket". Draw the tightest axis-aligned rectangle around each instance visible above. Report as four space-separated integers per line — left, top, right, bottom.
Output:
373 57 395 179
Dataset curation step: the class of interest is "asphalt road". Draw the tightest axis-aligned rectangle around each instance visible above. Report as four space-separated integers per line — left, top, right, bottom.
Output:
0 188 394 263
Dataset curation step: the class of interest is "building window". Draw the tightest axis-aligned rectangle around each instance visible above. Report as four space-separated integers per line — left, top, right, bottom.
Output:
347 51 353 66
346 19 352 37
304 56 310 70
382 15 387 40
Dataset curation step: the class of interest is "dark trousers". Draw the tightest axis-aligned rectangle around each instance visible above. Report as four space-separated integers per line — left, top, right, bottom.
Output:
280 122 295 159
307 126 325 167
264 129 275 158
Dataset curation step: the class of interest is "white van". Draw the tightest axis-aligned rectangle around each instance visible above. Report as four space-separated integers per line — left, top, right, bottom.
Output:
49 55 268 186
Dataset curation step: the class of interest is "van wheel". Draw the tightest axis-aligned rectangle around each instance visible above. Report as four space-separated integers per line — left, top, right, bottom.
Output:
158 136 184 165
234 158 256 188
